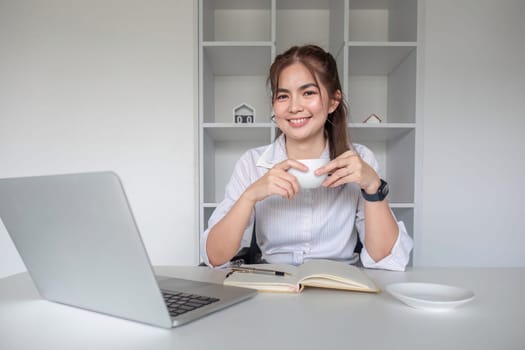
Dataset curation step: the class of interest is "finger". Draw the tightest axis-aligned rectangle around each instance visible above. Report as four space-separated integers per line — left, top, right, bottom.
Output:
271 184 292 199
325 164 351 180
315 159 340 175
342 149 357 157
325 172 358 188
274 159 308 172
271 169 303 191
267 172 298 196
316 154 355 175
273 177 298 199
323 167 354 187
286 173 301 194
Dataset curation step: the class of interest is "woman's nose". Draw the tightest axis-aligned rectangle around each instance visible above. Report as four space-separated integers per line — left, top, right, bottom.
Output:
288 96 304 113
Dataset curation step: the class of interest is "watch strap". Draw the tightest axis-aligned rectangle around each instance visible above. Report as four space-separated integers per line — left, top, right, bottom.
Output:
361 179 389 202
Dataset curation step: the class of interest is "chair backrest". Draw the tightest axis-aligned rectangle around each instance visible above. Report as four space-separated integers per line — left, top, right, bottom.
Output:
230 218 262 265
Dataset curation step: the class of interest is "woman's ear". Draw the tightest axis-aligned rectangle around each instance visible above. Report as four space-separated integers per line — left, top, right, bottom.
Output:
328 90 342 114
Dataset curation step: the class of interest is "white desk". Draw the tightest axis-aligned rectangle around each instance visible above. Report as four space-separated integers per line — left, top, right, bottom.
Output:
1 266 523 350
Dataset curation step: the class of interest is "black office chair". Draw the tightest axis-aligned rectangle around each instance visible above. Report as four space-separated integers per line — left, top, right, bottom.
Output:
198 219 262 266
230 219 263 265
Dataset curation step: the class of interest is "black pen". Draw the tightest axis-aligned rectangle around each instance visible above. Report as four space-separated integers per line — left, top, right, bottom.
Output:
230 266 289 277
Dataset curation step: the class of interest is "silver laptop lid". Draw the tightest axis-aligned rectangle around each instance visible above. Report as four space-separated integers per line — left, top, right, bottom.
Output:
0 172 173 328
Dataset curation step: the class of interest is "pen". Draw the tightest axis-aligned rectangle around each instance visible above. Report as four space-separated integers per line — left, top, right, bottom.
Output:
230 266 289 277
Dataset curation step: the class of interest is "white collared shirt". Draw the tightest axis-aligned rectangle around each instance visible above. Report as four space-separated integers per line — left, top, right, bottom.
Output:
201 134 413 271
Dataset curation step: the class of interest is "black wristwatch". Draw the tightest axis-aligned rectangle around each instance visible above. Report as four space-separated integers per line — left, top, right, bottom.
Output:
361 179 389 202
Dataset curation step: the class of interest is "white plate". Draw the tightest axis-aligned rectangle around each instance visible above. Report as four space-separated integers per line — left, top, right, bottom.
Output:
386 282 475 311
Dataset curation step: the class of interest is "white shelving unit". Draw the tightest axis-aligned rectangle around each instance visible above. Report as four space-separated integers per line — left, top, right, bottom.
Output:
198 0 420 257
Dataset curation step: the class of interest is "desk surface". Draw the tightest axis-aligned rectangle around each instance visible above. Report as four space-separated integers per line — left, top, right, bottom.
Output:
1 266 524 350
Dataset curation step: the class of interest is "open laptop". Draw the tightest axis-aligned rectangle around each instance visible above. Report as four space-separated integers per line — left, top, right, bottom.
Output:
0 171 256 328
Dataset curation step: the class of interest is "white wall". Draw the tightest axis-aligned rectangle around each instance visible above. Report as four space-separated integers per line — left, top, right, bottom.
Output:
1 0 524 277
0 0 197 278
415 0 525 266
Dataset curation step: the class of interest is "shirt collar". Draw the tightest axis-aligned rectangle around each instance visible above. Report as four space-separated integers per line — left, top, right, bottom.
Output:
256 134 330 169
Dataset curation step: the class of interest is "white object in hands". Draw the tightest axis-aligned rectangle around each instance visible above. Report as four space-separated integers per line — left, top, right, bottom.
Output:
386 282 475 311
288 158 330 189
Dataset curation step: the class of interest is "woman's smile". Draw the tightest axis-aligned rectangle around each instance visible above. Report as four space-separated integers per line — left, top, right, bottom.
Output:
287 116 312 127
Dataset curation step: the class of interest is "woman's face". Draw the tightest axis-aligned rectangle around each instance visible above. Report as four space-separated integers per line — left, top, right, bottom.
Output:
272 62 339 145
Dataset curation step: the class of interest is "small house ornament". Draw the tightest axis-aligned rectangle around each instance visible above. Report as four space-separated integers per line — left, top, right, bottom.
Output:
363 113 382 124
233 103 255 124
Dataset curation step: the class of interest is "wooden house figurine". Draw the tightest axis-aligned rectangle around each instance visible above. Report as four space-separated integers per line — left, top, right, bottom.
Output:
233 103 255 124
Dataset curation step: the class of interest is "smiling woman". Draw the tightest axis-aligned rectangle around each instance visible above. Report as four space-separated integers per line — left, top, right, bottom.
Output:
201 45 413 271
268 45 349 161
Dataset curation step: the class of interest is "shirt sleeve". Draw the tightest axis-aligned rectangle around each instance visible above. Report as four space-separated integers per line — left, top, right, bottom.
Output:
353 143 414 271
200 151 257 267
360 221 413 271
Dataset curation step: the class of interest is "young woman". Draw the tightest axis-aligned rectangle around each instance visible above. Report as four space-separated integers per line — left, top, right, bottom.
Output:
201 45 412 271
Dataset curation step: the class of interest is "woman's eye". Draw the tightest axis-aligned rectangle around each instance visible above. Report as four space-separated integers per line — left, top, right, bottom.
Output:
276 94 288 101
304 90 317 96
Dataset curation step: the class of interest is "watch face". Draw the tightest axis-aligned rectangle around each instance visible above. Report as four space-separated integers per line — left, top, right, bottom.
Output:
381 182 389 197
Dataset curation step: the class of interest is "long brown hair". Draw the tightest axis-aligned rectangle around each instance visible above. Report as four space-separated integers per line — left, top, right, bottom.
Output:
268 45 350 159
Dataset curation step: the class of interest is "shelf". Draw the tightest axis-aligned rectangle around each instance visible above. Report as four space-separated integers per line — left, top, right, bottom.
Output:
199 0 419 256
277 0 334 10
347 43 417 75
348 0 418 42
390 203 415 209
204 0 270 10
201 0 272 42
348 123 415 142
202 41 274 46
276 0 346 54
202 123 274 141
202 44 273 75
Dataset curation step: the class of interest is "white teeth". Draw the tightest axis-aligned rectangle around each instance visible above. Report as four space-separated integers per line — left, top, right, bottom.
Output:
289 118 308 124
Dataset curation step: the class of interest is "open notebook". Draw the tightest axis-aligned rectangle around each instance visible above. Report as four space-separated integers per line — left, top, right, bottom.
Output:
224 259 379 293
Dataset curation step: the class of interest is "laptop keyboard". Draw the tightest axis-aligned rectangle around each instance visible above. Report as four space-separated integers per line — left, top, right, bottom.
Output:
161 290 220 318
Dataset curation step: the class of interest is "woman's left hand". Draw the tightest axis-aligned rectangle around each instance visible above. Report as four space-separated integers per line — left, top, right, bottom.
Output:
315 150 381 194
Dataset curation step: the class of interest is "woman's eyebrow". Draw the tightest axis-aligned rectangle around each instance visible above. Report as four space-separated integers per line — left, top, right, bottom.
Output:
299 83 318 90
277 83 318 93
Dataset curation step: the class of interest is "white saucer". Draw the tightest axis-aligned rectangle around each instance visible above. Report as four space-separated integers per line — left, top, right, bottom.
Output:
386 282 475 311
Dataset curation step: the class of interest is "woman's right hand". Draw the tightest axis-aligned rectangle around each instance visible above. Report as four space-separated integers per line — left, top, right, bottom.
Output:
243 159 308 202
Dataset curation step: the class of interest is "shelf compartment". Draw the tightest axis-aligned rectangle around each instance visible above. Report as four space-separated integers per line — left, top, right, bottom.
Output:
201 206 254 248
201 44 273 123
201 0 272 42
202 43 273 75
346 45 417 123
349 123 415 143
202 129 272 204
392 207 414 239
350 127 415 204
347 43 416 75
276 0 345 54
348 0 417 42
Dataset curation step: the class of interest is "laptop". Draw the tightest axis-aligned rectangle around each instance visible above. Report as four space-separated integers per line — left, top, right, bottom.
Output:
0 171 256 328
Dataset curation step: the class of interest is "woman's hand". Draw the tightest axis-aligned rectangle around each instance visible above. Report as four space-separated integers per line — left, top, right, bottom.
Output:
316 150 381 193
243 159 308 202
